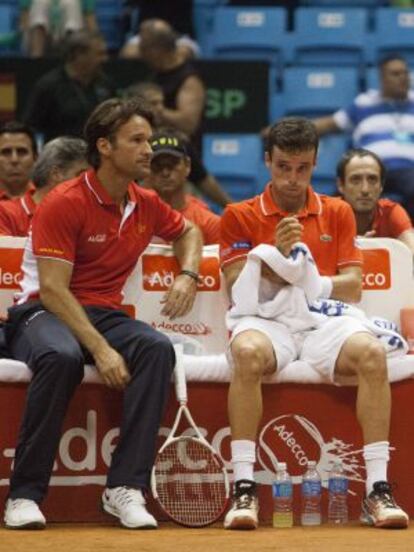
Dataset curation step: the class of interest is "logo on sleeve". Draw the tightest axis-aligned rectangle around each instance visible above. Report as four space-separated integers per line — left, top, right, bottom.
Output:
231 241 252 250
87 234 107 243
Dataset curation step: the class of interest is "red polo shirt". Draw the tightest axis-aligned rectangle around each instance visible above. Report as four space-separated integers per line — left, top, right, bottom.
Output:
220 183 362 276
0 189 36 236
181 195 220 245
371 198 412 238
17 169 186 309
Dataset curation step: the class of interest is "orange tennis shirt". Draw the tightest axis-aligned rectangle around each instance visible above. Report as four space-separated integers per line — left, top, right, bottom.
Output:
181 195 220 245
0 189 36 236
220 184 363 276
370 198 412 238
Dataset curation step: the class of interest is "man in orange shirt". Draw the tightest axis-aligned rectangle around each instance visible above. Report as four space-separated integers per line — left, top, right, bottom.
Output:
146 130 220 244
0 121 37 200
0 136 88 236
220 118 408 531
337 148 414 255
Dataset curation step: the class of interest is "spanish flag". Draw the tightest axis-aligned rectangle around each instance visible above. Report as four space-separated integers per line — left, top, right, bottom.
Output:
0 74 16 122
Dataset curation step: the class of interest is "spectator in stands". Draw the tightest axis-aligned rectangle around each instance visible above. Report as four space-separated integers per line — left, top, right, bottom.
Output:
337 148 414 254
220 117 408 531
313 55 414 220
19 0 101 58
120 18 199 61
138 19 206 143
146 130 220 245
24 30 114 143
3 97 202 530
124 82 231 208
0 137 88 237
0 121 37 200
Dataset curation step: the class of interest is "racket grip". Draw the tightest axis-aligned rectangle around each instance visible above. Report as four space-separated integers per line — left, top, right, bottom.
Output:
174 343 187 404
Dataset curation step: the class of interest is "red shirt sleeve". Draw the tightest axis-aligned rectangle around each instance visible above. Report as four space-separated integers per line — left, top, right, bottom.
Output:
220 205 253 268
387 203 413 237
32 191 82 262
336 201 363 270
152 194 186 242
0 203 15 236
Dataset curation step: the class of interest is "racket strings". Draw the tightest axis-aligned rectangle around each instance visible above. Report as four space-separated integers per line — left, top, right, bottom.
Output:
154 438 227 526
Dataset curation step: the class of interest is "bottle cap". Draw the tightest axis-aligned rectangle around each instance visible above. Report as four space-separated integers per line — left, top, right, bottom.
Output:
277 462 287 470
308 460 316 467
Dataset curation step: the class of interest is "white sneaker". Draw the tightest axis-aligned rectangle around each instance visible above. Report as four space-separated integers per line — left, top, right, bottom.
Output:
4 499 46 530
224 480 259 530
102 487 157 529
360 481 409 529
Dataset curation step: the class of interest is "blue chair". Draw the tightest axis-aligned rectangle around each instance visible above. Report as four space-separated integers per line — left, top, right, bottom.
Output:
0 4 19 55
193 0 228 56
203 134 264 202
299 0 388 6
95 0 124 51
210 7 289 69
283 67 359 117
292 7 369 67
312 134 350 196
372 9 414 66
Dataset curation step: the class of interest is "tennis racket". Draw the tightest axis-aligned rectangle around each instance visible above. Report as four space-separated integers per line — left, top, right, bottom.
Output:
151 344 230 527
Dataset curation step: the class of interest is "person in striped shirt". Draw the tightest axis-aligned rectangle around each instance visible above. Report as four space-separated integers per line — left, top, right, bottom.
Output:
314 55 414 220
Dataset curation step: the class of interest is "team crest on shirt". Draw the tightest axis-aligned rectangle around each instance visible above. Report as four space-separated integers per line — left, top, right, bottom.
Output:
320 234 332 242
87 234 107 243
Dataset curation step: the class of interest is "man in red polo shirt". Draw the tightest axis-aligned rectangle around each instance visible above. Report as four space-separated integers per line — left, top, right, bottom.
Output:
336 148 414 255
0 121 37 200
0 136 88 236
146 129 220 245
3 98 202 530
220 118 408 531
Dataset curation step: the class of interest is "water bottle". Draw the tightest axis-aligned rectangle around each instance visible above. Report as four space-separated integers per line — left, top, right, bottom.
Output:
272 462 293 528
328 460 348 524
301 460 322 526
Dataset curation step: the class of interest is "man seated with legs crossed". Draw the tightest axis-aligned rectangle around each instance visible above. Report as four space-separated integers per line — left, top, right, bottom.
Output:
220 117 409 530
3 98 202 530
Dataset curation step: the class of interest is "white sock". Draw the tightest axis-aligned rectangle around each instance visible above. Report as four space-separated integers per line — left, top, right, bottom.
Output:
231 440 256 483
363 441 390 495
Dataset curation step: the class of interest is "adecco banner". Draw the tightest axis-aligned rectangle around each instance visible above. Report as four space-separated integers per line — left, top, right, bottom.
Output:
0 237 412 347
1 381 414 522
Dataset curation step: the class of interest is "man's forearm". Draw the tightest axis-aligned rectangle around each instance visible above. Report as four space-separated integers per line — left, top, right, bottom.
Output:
40 286 108 357
330 273 362 303
173 225 203 274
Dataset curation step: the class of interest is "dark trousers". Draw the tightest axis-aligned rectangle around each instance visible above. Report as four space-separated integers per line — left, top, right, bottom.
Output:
5 302 175 504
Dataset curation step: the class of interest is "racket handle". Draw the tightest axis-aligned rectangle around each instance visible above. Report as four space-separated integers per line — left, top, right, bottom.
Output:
174 343 187 404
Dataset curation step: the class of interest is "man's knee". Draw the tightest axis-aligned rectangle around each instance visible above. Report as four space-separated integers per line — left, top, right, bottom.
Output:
231 336 273 382
345 336 387 381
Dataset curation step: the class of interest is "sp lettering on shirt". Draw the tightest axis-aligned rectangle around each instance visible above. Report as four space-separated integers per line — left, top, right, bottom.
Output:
87 234 107 243
231 241 252 250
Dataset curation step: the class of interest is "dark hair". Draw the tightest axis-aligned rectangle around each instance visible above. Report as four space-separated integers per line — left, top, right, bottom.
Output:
61 30 104 62
379 53 408 72
266 117 319 157
0 120 38 156
32 137 87 189
336 148 386 186
84 97 154 169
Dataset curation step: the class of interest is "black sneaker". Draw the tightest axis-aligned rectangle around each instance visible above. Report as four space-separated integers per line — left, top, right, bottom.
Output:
224 479 259 530
360 481 409 529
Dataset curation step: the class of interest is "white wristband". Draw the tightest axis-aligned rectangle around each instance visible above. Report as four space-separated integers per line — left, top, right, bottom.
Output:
320 276 333 299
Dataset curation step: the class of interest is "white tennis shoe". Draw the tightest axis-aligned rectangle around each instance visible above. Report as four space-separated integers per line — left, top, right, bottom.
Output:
102 486 158 529
4 498 46 530
224 480 259 530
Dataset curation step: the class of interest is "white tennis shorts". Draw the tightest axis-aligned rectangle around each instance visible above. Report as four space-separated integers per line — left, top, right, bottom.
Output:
230 315 374 382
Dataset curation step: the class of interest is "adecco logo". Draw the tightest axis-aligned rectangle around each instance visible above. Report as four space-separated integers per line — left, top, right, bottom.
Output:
0 248 23 289
361 248 390 291
142 255 220 292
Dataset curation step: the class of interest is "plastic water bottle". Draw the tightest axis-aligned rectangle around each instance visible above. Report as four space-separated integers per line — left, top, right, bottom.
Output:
328 460 348 525
272 462 293 528
301 460 322 526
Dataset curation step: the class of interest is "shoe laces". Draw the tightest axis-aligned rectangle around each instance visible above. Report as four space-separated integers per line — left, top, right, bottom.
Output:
8 499 35 510
233 480 257 510
234 492 256 511
371 482 398 509
110 487 144 508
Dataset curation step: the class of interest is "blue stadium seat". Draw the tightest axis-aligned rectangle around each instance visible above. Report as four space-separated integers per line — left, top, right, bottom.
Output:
269 92 286 123
312 134 350 196
203 134 263 202
0 4 19 55
299 0 388 6
209 7 289 69
95 0 124 51
292 7 369 68
283 67 359 117
193 0 228 56
372 9 414 66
